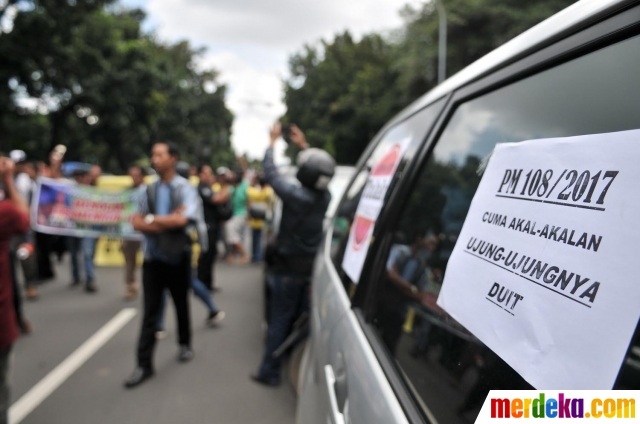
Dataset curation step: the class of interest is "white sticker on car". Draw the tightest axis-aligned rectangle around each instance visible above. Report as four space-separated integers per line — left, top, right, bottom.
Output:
437 129 640 389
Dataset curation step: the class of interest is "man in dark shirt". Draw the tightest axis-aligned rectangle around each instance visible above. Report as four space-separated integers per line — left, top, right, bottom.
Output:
252 124 333 387
0 156 30 424
196 165 230 291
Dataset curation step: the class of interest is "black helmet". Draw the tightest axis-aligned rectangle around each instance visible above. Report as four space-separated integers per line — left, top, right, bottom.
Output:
296 148 336 191
176 161 190 179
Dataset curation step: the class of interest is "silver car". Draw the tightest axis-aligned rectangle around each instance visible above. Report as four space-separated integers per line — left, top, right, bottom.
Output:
298 1 640 423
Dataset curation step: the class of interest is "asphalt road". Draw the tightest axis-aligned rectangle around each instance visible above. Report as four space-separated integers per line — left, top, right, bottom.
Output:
10 258 296 424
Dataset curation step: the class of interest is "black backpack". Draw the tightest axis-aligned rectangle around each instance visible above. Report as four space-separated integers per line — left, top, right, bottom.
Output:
215 200 233 221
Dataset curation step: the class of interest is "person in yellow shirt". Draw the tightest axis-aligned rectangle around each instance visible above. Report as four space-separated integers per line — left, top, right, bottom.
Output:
247 173 273 263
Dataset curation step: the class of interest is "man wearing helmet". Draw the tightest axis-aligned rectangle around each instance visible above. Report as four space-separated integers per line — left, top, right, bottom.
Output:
251 123 335 387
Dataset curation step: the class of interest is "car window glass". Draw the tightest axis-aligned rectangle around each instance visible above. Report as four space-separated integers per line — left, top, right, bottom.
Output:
330 100 444 296
369 34 640 423
326 169 355 218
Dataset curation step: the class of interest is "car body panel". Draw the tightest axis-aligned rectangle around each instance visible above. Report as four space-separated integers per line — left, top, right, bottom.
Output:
298 221 409 424
298 1 637 423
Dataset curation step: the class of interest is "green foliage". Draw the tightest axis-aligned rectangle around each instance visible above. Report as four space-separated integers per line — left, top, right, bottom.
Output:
394 0 575 99
0 0 235 172
284 32 403 165
283 0 575 164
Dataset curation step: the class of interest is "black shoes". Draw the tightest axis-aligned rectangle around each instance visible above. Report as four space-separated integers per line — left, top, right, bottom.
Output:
178 345 194 363
124 346 192 389
206 310 226 327
124 367 154 389
124 345 192 389
70 280 98 293
250 373 280 387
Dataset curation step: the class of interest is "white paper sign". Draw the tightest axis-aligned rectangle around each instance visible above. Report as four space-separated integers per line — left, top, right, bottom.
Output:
342 138 412 283
437 130 640 389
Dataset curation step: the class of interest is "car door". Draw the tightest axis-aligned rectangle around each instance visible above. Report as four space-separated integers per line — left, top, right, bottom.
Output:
301 6 640 424
297 100 445 424
342 17 640 424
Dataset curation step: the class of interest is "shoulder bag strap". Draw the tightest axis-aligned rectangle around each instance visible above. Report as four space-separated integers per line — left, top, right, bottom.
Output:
146 182 157 214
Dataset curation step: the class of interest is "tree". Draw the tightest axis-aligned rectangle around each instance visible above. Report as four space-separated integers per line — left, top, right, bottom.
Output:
394 0 576 100
283 0 576 165
0 0 115 154
0 0 235 171
284 32 402 164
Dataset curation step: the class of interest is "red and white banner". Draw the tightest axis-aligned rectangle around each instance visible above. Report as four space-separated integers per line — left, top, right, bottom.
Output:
342 137 411 283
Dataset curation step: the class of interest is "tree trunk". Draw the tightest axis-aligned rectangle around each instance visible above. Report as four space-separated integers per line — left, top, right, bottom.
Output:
49 110 67 154
110 137 129 173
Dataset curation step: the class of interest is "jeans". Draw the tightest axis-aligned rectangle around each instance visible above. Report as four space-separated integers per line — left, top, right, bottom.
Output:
414 317 434 354
67 237 97 284
251 228 263 263
257 272 310 383
83 238 97 282
0 345 11 424
156 274 219 331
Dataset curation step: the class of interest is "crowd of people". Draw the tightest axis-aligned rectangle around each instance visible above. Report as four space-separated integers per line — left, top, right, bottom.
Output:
4 145 275 302
0 123 336 421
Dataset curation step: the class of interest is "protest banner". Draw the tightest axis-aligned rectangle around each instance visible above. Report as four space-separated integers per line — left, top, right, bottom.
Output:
32 177 143 240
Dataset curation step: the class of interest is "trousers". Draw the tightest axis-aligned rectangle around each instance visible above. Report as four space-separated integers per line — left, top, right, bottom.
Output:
67 237 97 284
9 254 23 326
121 240 141 288
156 274 219 331
257 272 310 382
197 227 218 291
35 232 54 281
136 255 191 370
251 228 263 263
0 345 11 424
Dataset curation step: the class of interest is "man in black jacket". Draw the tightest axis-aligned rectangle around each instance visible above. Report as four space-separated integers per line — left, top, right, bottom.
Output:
252 124 335 387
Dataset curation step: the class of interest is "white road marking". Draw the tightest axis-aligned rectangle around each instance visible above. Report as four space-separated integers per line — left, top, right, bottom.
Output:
8 308 138 424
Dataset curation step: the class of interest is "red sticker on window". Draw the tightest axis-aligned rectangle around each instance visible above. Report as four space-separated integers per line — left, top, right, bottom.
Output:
371 144 401 177
352 215 375 250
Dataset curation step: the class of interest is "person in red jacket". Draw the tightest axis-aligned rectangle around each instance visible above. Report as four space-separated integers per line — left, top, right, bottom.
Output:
0 156 30 424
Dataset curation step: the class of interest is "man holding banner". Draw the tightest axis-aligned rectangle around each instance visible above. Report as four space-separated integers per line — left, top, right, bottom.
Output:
67 167 99 293
124 141 200 389
121 165 146 301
